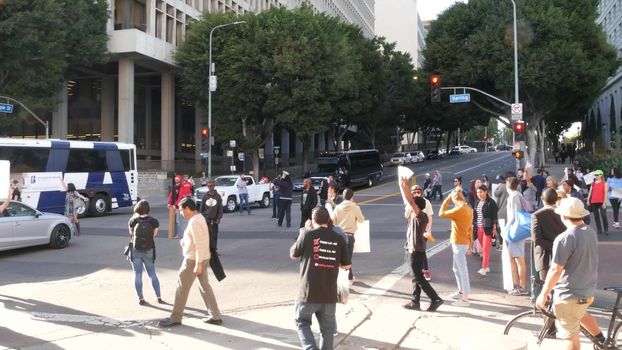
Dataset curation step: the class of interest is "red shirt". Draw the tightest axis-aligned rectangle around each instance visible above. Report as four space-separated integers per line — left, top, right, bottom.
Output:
590 181 606 204
168 181 194 207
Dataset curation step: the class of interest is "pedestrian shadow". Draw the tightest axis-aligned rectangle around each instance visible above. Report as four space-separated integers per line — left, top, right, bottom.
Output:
0 294 141 333
0 326 64 350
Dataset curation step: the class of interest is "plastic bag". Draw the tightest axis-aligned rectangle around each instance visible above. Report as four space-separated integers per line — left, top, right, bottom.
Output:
337 268 349 304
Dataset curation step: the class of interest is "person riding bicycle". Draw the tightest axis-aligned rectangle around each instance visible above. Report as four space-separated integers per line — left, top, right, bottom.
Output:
536 197 603 350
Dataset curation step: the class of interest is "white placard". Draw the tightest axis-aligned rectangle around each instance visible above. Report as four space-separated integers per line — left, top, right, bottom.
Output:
583 171 596 186
0 160 9 199
397 166 414 205
353 220 370 253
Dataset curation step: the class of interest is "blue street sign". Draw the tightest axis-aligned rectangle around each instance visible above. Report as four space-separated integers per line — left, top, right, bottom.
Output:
449 94 471 103
0 103 14 113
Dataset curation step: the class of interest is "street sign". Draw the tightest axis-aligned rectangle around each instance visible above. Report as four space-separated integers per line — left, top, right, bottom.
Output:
273 145 280 156
511 103 523 121
238 152 245 161
0 103 14 113
200 152 209 159
226 150 234 157
209 76 217 92
449 94 471 103
229 140 236 148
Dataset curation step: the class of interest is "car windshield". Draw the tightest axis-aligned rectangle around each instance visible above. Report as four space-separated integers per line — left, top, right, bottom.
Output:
215 177 237 186
393 153 405 157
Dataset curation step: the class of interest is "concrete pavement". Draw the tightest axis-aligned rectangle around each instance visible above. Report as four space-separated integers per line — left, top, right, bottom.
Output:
1 159 620 349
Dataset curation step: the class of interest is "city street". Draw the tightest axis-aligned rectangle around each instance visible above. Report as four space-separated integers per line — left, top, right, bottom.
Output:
0 152 620 349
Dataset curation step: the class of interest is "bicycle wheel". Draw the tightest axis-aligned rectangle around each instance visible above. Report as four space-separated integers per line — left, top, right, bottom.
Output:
609 321 621 349
504 309 555 344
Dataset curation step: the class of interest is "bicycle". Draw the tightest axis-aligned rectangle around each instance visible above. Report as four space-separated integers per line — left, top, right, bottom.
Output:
503 286 622 349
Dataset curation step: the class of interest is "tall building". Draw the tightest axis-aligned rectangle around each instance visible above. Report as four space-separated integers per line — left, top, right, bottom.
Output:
375 0 425 68
6 0 375 173
586 0 622 149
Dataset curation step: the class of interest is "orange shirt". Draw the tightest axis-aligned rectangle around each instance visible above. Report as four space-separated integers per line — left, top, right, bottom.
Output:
439 197 473 245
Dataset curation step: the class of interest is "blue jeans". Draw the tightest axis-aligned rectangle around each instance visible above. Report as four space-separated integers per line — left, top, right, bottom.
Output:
451 244 471 294
130 248 161 300
294 300 336 350
239 193 250 214
175 210 187 238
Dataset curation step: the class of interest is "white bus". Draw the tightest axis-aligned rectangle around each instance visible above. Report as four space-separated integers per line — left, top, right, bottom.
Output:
0 138 138 216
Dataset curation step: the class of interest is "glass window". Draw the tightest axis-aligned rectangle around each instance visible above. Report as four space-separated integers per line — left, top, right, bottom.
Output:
67 149 109 173
0 147 49 173
6 202 37 217
120 150 132 171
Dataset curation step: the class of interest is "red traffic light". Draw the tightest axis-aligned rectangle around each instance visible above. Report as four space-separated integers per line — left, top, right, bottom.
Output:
512 121 525 134
431 75 441 86
201 128 208 137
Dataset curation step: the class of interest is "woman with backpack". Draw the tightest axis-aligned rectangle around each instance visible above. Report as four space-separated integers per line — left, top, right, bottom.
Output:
128 200 164 306
59 176 88 236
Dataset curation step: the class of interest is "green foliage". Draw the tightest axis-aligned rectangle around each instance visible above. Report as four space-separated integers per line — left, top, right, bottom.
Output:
423 0 619 156
0 0 109 110
576 151 622 173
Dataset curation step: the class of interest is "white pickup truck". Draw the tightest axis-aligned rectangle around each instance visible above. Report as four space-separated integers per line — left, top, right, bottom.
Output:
193 175 272 213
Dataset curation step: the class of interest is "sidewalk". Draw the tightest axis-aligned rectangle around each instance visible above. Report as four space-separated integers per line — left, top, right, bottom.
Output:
3 235 616 350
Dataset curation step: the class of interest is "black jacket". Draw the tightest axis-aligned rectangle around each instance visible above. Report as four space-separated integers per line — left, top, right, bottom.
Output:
531 206 565 272
301 186 318 214
472 197 499 235
199 190 223 221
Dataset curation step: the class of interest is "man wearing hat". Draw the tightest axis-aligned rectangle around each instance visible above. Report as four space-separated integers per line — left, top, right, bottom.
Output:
536 197 600 350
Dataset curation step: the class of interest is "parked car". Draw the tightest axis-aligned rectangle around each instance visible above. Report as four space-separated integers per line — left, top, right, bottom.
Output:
426 149 445 159
449 145 478 155
193 175 272 213
390 152 413 166
0 201 73 252
495 144 512 151
411 151 426 163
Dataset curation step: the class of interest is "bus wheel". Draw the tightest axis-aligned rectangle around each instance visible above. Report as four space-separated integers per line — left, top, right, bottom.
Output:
89 194 109 217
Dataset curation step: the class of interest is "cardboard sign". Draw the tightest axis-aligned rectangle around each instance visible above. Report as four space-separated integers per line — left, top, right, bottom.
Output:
397 166 414 205
0 160 9 199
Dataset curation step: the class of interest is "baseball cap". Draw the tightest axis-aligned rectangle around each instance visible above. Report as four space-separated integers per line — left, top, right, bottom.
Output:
594 170 604 175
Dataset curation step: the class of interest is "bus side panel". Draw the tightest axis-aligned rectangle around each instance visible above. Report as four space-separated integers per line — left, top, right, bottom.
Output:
32 189 66 215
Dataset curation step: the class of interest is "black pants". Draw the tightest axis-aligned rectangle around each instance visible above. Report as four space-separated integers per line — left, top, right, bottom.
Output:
429 185 443 200
207 220 225 281
408 251 439 303
277 199 292 227
611 198 621 223
300 210 312 228
590 203 609 234
272 193 280 218
346 234 355 280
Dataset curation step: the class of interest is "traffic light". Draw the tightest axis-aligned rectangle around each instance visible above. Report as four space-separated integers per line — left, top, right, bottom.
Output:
201 127 209 151
430 74 441 103
513 150 524 160
513 121 526 142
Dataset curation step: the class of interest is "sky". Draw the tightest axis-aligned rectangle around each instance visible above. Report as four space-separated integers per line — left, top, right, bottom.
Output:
417 0 468 21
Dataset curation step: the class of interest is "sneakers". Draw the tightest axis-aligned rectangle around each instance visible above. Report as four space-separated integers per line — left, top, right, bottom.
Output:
509 288 529 296
477 268 487 276
427 299 444 312
451 300 470 307
448 291 463 300
423 270 431 281
403 301 421 311
202 317 223 325
614 222 620 229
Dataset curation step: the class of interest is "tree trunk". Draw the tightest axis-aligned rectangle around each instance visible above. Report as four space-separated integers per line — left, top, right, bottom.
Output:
251 152 260 182
301 134 311 174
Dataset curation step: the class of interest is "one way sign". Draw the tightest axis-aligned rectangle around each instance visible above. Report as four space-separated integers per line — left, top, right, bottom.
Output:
0 103 14 113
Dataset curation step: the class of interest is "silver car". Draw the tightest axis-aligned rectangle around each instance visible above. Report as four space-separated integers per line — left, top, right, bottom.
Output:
0 201 73 252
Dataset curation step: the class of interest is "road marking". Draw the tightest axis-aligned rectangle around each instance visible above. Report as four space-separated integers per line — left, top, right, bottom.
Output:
359 239 451 300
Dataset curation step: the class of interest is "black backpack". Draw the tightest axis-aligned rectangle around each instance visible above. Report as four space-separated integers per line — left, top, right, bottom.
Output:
133 217 155 251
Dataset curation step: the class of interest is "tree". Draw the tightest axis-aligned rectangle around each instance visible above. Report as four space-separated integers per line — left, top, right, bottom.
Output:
0 0 109 112
423 0 619 165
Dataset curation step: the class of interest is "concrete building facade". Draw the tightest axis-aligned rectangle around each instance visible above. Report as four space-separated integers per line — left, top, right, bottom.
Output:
9 0 375 174
587 0 622 149
374 0 424 68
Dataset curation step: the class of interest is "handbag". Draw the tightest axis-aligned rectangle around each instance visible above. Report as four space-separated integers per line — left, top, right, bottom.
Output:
504 210 532 243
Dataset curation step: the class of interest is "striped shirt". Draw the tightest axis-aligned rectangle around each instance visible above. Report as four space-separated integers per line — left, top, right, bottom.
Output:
476 200 484 228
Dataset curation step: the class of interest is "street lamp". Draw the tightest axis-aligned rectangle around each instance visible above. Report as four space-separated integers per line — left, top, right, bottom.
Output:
509 0 519 104
207 20 246 179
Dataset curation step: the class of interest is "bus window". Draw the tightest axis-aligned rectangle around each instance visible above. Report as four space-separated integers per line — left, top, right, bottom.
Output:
120 149 132 171
0 147 49 173
67 149 108 173
106 150 125 172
